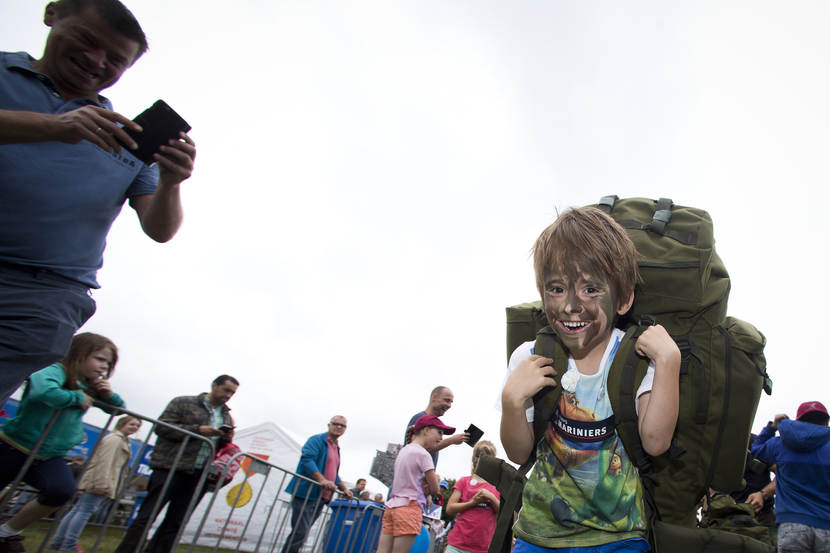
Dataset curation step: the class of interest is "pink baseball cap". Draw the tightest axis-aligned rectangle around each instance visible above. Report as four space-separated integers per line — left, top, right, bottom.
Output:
413 414 455 435
796 401 828 421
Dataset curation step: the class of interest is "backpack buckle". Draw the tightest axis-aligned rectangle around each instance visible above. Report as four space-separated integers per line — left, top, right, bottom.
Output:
644 197 674 235
638 315 657 327
668 437 686 460
636 456 654 475
597 195 618 213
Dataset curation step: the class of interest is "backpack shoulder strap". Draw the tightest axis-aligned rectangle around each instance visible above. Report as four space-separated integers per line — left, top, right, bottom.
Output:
524 326 567 473
484 327 567 553
480 455 530 553
607 323 652 473
607 321 661 528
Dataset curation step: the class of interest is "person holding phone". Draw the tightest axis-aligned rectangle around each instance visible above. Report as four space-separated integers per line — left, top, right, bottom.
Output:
114 375 238 553
0 0 198 407
405 387 469 470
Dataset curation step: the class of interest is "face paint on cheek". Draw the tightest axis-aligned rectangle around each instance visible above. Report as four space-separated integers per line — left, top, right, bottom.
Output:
598 290 617 323
555 281 620 359
581 289 616 342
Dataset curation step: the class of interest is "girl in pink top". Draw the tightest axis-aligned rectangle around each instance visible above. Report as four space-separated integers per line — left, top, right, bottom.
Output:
445 440 501 553
378 414 455 553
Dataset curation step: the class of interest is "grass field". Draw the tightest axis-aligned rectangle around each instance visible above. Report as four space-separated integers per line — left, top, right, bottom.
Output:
20 521 235 553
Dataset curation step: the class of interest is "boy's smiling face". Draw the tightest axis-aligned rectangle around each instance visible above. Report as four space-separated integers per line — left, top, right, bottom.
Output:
542 267 633 363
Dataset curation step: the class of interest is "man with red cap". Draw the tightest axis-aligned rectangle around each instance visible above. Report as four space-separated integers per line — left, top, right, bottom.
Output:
752 401 830 553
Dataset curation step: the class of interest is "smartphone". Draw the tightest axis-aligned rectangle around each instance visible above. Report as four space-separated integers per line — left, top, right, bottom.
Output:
465 423 484 447
219 424 234 434
121 100 191 164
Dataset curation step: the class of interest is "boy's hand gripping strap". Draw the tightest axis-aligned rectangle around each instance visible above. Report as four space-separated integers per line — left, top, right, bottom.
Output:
484 326 568 553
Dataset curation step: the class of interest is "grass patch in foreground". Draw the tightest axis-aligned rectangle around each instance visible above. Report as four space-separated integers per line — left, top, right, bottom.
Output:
20 521 237 553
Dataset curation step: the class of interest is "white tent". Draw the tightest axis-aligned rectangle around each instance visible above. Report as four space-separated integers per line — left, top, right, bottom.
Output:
178 422 335 553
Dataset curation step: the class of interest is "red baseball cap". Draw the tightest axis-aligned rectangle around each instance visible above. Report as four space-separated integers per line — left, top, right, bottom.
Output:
413 414 455 435
796 401 828 421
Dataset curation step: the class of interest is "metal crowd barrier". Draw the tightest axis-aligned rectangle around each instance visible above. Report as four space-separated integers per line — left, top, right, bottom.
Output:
185 451 385 553
0 404 386 553
0 401 215 553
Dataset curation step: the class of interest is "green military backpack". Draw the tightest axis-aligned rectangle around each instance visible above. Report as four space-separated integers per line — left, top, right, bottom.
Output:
487 196 773 553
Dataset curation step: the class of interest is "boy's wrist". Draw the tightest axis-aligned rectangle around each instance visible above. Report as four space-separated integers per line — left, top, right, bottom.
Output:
501 390 528 412
653 348 681 371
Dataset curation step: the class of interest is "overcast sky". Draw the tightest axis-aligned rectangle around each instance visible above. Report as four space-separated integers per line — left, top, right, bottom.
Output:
3 1 830 494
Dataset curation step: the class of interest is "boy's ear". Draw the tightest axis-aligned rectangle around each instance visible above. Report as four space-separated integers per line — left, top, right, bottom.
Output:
616 290 635 315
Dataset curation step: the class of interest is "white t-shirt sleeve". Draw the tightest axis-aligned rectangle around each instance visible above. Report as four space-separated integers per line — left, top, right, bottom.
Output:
636 361 656 399
497 341 537 422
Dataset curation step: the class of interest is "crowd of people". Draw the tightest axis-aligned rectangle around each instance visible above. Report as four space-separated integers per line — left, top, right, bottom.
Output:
0 373 481 553
0 329 241 553
0 325 490 553
3 343 822 553
279 386 475 553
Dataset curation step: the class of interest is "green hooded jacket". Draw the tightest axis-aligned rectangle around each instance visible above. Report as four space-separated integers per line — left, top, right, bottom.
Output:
1 363 124 459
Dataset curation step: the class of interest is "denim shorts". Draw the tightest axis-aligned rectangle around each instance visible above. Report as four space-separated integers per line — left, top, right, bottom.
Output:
0 262 95 406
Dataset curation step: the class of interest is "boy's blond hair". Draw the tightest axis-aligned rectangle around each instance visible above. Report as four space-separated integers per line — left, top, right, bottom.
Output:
533 206 640 310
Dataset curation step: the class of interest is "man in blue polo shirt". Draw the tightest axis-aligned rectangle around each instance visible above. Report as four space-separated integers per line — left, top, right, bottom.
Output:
0 0 197 406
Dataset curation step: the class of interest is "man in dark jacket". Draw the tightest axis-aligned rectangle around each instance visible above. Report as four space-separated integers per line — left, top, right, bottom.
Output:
281 416 353 553
732 434 776 528
751 400 830 553
114 375 238 553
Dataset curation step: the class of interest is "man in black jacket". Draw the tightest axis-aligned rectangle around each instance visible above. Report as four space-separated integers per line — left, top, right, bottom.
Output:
114 375 238 553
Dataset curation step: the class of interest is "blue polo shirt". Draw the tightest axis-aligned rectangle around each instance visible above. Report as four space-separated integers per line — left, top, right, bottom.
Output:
0 51 158 288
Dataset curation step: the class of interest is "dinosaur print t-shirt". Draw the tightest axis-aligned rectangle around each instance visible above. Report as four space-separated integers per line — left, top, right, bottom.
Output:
508 329 653 549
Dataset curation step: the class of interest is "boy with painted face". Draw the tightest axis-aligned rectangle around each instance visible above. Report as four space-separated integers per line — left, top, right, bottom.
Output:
501 207 681 552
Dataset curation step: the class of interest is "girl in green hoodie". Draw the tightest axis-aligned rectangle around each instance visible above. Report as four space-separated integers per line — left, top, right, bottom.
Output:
0 333 125 552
